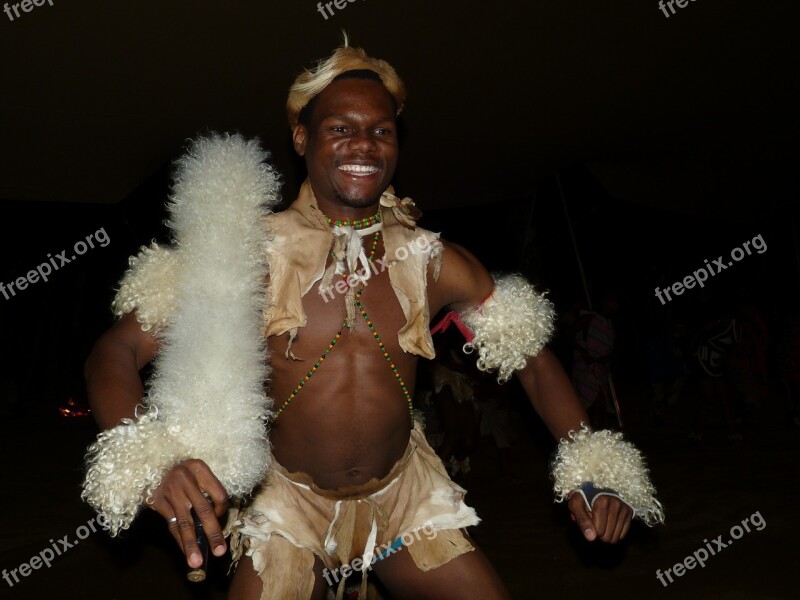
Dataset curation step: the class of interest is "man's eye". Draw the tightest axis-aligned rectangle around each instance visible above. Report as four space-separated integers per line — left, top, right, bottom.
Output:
332 126 349 133
375 128 393 136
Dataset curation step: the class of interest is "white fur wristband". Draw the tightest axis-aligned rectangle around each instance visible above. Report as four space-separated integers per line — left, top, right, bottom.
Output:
552 425 665 526
82 410 187 536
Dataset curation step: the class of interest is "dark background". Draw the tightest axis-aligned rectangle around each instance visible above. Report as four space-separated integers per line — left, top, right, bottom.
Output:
0 1 797 598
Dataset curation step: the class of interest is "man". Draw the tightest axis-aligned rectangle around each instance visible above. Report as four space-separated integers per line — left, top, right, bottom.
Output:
84 44 662 600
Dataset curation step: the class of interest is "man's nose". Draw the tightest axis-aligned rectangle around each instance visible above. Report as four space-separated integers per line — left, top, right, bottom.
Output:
348 131 376 152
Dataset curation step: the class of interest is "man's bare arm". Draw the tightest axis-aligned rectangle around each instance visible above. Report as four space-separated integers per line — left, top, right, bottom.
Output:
438 241 632 543
85 311 160 429
436 241 589 435
515 349 590 439
84 311 230 565
433 241 495 314
511 351 632 543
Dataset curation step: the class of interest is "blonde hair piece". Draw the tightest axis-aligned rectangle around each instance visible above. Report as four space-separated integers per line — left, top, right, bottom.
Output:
287 41 406 129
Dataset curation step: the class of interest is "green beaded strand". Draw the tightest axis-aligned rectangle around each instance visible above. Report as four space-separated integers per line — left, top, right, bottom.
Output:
271 231 413 426
325 209 381 230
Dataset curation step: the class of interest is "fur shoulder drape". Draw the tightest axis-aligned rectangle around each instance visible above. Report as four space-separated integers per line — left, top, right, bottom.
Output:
82 133 280 535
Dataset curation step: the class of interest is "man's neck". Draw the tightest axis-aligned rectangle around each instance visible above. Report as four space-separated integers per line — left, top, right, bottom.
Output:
318 203 381 222
304 177 385 221
313 193 384 224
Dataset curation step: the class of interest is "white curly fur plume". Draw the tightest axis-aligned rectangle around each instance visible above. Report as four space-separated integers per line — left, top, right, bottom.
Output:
82 133 280 535
461 274 556 383
552 425 665 526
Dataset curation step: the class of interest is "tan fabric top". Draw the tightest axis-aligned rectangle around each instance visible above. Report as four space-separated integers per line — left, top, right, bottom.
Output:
264 180 443 359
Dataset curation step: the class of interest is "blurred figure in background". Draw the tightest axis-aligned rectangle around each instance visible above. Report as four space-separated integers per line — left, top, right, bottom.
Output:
430 337 478 477
473 371 518 479
728 297 769 420
686 302 741 441
571 291 618 425
647 317 689 422
775 305 800 426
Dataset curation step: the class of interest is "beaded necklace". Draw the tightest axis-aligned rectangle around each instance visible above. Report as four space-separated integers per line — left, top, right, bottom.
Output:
325 209 381 230
270 229 413 426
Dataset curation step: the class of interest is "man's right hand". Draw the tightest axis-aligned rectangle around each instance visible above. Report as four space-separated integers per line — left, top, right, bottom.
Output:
146 459 230 567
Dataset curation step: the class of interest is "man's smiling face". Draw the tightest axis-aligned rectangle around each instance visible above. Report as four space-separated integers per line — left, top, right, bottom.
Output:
293 76 399 211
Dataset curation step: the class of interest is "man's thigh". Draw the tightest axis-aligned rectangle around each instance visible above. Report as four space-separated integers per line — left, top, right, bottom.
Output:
371 533 511 600
228 554 329 600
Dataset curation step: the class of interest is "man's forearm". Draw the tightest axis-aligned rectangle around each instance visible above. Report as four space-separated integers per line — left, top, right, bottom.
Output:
515 348 590 441
534 349 666 527
85 312 160 429
85 336 146 430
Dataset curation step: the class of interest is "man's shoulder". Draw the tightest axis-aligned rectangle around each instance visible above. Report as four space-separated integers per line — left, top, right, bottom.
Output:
436 239 480 270
429 238 494 311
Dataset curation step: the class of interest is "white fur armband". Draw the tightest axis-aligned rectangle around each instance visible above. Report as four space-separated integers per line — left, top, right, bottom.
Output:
112 242 179 333
551 425 665 526
83 133 279 535
461 274 555 383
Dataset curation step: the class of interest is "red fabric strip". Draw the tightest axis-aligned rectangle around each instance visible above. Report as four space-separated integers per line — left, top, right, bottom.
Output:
430 310 475 342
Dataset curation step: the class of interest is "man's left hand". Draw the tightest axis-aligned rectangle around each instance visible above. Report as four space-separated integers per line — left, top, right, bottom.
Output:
568 493 633 543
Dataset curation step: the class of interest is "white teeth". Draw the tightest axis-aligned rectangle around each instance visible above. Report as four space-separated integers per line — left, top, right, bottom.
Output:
339 164 378 174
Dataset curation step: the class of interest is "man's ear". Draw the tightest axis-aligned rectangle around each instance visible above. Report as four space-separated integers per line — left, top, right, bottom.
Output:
292 125 308 157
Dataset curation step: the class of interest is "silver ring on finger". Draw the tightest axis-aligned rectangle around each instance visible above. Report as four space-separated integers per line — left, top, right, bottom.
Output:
167 516 178 524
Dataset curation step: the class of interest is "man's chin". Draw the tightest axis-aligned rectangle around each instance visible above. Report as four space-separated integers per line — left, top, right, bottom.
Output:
334 188 385 209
